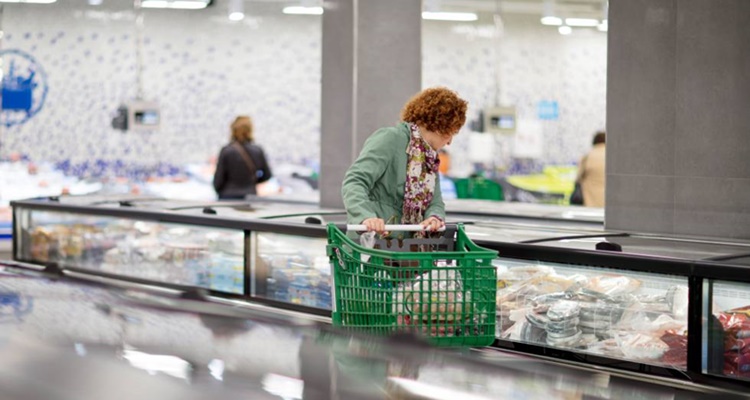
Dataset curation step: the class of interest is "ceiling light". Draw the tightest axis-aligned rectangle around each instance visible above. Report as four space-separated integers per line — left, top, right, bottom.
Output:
282 6 323 15
0 0 57 3
228 0 243 20
564 18 599 27
141 0 209 9
88 0 103 4
540 16 562 26
422 11 478 22
558 25 572 35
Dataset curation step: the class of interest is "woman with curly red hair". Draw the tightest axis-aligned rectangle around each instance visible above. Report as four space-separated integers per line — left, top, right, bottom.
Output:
342 87 468 236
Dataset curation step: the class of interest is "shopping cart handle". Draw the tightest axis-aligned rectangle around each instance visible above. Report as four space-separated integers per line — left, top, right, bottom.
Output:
346 224 446 232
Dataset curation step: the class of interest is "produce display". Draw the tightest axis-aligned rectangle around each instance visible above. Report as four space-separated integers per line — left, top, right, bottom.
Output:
19 210 245 294
495 259 689 368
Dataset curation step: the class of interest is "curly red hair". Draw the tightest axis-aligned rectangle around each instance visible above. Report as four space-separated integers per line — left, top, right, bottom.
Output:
400 87 468 137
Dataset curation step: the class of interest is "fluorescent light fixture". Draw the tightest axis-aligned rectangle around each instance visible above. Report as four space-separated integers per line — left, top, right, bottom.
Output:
142 0 167 6
558 25 572 35
564 18 599 27
0 0 57 3
88 0 103 4
422 11 478 21
282 6 323 15
540 16 562 26
228 0 243 20
598 19 608 32
142 0 209 9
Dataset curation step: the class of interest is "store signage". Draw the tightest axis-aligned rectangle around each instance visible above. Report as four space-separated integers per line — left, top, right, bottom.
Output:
0 49 49 127
537 100 559 120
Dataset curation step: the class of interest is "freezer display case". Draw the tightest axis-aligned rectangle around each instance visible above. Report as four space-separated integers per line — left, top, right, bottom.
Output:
494 257 688 370
11 196 750 391
11 197 334 314
2 259 745 400
14 207 246 294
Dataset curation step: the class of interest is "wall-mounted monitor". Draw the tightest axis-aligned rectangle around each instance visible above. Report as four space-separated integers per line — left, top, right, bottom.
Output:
483 106 516 134
127 100 160 130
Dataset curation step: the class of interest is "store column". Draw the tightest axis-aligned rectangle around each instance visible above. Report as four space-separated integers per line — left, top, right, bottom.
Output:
319 0 421 209
606 0 750 239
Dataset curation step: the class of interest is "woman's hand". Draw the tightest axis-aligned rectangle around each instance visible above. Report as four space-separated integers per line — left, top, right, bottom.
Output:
421 216 444 232
362 217 387 235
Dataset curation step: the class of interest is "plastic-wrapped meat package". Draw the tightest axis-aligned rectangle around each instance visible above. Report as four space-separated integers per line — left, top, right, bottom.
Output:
724 353 750 377
659 332 688 368
585 274 641 296
714 306 750 377
616 333 669 360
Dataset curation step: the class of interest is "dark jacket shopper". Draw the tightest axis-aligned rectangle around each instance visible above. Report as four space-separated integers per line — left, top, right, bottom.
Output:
213 116 272 200
342 86 468 236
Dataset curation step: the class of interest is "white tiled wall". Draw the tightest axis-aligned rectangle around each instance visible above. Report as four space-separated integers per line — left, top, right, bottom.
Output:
424 15 607 173
0 3 605 177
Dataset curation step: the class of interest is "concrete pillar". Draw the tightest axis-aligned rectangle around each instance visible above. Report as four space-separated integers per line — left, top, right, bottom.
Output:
606 0 750 239
319 0 422 208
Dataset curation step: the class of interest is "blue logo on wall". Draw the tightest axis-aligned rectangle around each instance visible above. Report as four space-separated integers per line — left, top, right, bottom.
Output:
0 49 48 127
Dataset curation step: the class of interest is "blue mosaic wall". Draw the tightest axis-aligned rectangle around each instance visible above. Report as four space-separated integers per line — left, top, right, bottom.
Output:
0 5 606 179
0 4 321 178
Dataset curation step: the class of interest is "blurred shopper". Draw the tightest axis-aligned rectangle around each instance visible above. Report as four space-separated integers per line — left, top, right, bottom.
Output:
342 86 468 236
438 149 451 175
576 131 606 207
213 115 272 200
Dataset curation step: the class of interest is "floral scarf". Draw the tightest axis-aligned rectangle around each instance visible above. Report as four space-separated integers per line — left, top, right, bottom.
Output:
402 123 440 238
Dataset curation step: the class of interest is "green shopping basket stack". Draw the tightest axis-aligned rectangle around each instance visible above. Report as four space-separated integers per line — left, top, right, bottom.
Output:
326 223 498 347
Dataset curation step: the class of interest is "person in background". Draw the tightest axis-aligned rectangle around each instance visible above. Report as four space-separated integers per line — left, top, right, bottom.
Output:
576 131 606 207
438 149 451 175
342 86 468 236
213 115 272 200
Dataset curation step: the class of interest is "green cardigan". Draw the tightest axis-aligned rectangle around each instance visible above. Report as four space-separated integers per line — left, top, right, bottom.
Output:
342 122 445 225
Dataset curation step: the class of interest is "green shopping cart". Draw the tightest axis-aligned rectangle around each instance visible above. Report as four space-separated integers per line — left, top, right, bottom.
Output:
326 223 498 347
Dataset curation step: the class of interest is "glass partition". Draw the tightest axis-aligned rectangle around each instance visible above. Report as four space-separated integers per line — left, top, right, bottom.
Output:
14 208 245 294
251 232 330 309
495 256 689 369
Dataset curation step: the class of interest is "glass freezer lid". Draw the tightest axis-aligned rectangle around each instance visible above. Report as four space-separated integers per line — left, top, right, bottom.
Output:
529 234 750 261
445 199 604 223
463 221 609 244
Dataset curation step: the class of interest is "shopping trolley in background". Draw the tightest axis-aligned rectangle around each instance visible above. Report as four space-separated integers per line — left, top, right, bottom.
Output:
326 223 498 347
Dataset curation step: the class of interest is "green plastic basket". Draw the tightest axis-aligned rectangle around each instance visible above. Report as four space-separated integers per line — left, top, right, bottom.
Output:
454 176 504 201
326 223 498 347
